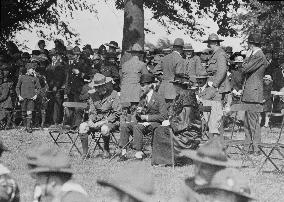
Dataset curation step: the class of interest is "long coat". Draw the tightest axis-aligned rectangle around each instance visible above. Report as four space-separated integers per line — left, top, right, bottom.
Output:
241 49 268 103
158 51 184 100
120 56 148 103
201 47 230 101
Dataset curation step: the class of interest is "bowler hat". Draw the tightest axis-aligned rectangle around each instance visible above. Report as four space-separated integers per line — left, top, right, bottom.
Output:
38 40 45 46
126 43 145 53
197 168 256 200
54 39 64 46
170 73 191 85
88 73 113 88
106 41 119 49
203 33 224 43
21 52 30 59
83 44 92 51
97 165 154 202
184 44 194 51
140 73 156 85
248 33 262 45
27 144 73 175
179 137 239 167
173 38 185 47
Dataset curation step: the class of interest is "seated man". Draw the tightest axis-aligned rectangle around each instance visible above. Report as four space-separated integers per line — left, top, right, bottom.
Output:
152 73 202 166
119 73 167 160
79 73 120 159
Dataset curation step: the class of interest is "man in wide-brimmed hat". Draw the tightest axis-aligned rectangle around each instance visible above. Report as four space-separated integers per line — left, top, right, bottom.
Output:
241 33 268 155
119 73 167 161
199 33 231 141
105 41 120 54
97 164 155 202
16 63 41 133
158 38 185 102
0 140 20 202
79 73 120 158
27 144 90 202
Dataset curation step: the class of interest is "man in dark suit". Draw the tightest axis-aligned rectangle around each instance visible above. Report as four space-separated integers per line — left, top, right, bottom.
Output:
241 33 268 154
158 38 184 101
119 73 167 160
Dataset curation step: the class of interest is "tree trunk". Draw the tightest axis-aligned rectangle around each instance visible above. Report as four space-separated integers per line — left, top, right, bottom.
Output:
121 0 144 65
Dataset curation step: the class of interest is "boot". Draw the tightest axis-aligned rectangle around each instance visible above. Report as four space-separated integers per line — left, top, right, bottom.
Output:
80 134 89 158
26 114 33 133
102 136 110 159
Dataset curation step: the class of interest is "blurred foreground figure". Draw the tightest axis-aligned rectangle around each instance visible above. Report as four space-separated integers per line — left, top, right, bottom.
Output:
97 164 155 202
26 144 90 202
0 140 20 202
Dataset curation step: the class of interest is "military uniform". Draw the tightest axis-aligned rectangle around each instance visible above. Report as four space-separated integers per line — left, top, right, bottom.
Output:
0 78 13 123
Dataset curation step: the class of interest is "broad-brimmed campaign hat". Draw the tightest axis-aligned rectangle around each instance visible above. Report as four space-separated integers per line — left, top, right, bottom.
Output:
170 73 191 85
126 43 145 53
179 138 239 167
97 165 154 202
173 38 185 47
27 144 73 175
203 33 224 43
183 44 194 51
88 73 113 88
105 41 119 49
197 168 256 200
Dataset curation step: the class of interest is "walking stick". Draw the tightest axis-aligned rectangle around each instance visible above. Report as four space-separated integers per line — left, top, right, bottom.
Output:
169 127 175 170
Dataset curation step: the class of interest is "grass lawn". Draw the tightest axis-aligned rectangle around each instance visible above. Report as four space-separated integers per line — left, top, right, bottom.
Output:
1 128 284 201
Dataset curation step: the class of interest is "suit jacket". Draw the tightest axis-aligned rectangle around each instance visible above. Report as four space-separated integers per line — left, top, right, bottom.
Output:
16 74 41 99
137 90 167 124
202 47 230 101
242 49 268 103
178 55 205 82
158 51 184 100
120 56 148 103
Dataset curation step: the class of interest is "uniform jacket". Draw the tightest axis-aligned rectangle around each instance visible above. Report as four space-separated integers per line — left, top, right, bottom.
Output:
159 51 184 99
88 90 121 124
0 81 13 109
242 49 268 103
137 90 167 124
16 74 41 99
202 47 230 101
99 63 120 83
178 56 205 82
120 56 148 103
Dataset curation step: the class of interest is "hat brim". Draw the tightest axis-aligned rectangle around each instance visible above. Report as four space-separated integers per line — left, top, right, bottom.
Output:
126 50 145 53
105 44 119 49
88 77 113 88
97 180 152 202
179 150 240 167
203 39 224 43
170 80 191 85
197 186 256 200
29 167 73 174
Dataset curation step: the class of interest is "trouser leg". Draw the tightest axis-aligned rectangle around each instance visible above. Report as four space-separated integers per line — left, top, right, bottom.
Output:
119 123 133 147
133 124 146 151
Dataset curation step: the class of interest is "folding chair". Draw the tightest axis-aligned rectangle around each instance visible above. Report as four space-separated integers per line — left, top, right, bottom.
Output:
199 105 212 141
257 91 284 173
224 103 263 167
48 102 88 155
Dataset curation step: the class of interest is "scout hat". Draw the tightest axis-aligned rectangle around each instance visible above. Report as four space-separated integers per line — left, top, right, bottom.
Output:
263 75 272 81
140 73 156 85
179 137 239 167
27 144 73 175
197 168 256 200
170 73 191 85
72 46 81 55
105 41 119 49
88 73 113 88
97 165 154 202
173 38 185 47
126 43 145 53
203 33 224 43
184 44 194 51
233 55 244 63
247 33 261 45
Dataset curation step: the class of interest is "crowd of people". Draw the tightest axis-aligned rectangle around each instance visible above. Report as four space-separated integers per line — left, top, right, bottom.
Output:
0 31 284 201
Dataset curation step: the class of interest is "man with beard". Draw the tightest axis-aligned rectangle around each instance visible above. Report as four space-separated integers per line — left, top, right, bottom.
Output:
119 73 167 160
78 73 120 159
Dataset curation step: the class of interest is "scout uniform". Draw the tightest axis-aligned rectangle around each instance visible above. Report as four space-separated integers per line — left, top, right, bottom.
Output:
79 73 121 158
0 140 20 202
16 63 41 132
27 144 90 202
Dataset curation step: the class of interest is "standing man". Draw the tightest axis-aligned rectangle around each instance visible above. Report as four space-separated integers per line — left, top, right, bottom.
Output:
199 33 230 140
158 38 184 102
241 33 268 155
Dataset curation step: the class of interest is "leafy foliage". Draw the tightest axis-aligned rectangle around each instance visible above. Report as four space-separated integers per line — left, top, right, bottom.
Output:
0 0 96 48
